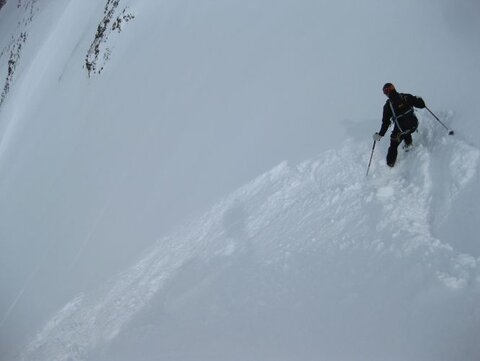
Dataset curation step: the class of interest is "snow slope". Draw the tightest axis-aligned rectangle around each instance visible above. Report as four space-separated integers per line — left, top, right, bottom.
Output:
20 117 480 361
2 0 480 360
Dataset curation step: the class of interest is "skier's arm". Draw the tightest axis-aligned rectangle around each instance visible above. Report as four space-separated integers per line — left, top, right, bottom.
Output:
405 93 426 109
378 104 391 136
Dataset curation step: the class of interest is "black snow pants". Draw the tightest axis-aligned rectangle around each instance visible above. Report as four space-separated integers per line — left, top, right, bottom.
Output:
386 114 418 167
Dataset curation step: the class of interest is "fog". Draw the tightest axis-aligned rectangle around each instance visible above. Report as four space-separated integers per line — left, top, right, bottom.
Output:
1 0 479 360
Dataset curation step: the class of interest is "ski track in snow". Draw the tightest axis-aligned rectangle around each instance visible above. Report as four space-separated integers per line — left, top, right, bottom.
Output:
20 119 480 361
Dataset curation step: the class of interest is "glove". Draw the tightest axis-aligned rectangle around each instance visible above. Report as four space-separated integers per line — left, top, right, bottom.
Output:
373 132 382 141
415 96 426 109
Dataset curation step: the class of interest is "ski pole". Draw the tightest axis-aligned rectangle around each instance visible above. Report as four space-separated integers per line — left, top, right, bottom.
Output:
366 140 376 176
425 106 454 135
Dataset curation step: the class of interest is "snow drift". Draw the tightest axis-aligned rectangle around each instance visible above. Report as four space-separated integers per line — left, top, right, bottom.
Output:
21 117 480 361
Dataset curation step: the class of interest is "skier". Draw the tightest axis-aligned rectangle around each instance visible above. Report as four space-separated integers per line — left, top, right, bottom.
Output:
373 83 426 167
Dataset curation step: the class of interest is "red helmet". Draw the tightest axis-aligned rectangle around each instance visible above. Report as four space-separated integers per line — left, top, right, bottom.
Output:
382 83 395 96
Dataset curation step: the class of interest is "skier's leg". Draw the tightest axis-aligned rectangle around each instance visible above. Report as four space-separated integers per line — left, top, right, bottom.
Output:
403 133 413 146
402 115 417 147
386 133 401 167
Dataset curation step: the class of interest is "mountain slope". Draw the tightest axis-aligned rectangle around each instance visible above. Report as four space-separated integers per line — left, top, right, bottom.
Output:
21 118 480 361
2 1 480 360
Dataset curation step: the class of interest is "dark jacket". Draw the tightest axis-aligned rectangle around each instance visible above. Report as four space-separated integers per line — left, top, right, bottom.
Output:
379 92 426 136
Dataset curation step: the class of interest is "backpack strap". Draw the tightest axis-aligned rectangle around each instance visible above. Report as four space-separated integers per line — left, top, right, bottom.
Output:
388 100 404 133
388 94 415 134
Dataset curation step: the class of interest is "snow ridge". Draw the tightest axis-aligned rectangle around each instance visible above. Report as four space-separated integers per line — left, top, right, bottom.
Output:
21 119 480 361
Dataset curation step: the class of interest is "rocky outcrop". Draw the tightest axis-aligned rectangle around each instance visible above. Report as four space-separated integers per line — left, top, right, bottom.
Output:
85 0 135 77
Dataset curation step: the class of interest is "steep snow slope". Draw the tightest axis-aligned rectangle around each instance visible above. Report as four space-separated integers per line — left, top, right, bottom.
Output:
21 118 480 361
2 0 480 360
0 1 129 353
